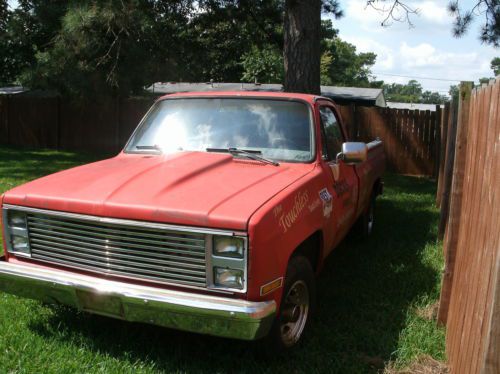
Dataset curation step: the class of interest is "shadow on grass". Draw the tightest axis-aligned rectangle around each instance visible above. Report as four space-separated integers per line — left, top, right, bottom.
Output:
27 174 439 374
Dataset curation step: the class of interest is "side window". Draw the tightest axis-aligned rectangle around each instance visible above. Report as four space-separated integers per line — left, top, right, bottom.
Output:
320 106 344 160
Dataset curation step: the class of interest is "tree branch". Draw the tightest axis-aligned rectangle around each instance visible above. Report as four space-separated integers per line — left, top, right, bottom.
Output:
366 0 419 27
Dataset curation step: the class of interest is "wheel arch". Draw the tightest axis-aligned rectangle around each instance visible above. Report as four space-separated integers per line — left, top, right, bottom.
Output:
289 230 324 274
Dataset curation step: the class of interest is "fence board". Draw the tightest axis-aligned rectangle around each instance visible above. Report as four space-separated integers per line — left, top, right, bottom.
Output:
438 84 472 325
337 105 441 176
59 98 120 153
442 78 500 374
483 82 500 374
436 102 450 207
118 98 154 147
6 96 59 148
0 96 7 143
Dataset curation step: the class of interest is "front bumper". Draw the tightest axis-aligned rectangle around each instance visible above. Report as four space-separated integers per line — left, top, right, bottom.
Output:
0 260 276 340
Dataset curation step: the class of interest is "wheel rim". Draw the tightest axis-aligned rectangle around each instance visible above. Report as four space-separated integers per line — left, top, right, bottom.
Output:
367 202 374 233
280 280 309 347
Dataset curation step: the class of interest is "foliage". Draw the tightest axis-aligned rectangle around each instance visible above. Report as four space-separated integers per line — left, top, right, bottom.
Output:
491 57 500 76
321 38 377 87
0 0 65 86
384 80 449 104
1 0 285 95
368 1 499 47
17 0 195 97
448 0 499 47
0 145 445 373
318 19 378 88
449 85 459 102
241 46 283 84
182 0 283 83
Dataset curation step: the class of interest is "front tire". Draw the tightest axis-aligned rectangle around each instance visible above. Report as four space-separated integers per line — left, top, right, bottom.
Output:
352 194 375 237
364 196 375 235
268 256 316 351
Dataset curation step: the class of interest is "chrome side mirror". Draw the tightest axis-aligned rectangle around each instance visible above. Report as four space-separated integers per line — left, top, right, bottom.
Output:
337 142 367 165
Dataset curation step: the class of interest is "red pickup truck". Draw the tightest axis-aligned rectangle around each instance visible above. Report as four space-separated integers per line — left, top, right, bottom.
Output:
0 91 384 349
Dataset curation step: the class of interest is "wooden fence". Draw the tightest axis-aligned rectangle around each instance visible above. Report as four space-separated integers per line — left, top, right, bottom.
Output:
0 95 153 154
0 95 441 175
437 79 500 373
338 105 440 175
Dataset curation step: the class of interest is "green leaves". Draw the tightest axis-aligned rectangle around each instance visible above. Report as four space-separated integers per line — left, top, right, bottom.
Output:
320 37 378 88
241 46 283 84
383 80 449 104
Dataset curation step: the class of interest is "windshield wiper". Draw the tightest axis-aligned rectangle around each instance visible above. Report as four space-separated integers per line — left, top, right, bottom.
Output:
136 145 162 151
206 147 280 166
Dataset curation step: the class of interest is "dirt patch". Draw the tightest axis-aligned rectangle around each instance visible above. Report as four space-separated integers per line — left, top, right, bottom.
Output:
384 355 449 374
416 302 439 321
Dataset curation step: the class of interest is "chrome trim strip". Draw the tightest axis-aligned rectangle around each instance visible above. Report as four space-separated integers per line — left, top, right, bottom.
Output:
31 243 206 275
367 139 383 150
31 250 206 281
29 215 206 244
3 204 247 237
0 261 275 340
28 227 206 255
29 236 206 268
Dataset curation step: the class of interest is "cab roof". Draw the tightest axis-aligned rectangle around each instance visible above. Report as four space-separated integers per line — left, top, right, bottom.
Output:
158 90 327 104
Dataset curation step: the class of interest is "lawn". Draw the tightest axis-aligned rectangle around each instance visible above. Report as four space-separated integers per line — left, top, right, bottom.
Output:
0 145 445 373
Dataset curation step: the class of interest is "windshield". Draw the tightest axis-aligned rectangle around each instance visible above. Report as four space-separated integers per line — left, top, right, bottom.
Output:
125 98 314 162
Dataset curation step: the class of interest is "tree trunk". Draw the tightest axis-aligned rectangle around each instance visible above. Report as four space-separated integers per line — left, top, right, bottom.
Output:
283 0 321 95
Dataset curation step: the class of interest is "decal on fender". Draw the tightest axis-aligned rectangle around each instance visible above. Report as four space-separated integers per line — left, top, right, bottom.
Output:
278 190 310 233
319 188 333 218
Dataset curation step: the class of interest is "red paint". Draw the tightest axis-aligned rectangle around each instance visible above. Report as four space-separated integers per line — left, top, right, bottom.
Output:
1 91 385 311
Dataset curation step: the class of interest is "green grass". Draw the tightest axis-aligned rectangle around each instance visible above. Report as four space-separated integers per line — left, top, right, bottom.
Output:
0 145 445 373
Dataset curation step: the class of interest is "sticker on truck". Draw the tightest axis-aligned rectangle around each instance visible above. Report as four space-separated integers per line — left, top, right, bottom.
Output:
319 188 333 218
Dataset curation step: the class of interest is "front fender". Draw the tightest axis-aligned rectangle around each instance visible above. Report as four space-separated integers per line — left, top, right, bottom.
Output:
246 166 331 310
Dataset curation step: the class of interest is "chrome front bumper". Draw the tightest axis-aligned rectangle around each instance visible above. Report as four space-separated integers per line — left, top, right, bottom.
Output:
0 260 276 340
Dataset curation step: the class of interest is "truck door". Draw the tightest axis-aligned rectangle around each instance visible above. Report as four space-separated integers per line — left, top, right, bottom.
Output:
318 103 359 250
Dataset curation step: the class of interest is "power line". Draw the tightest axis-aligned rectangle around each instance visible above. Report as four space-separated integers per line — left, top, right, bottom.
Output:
373 72 461 82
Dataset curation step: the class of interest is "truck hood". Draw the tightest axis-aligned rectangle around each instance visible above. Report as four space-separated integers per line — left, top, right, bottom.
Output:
3 152 315 230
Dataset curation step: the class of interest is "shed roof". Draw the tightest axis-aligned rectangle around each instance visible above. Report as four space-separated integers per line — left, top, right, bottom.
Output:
0 86 26 95
148 82 386 107
387 102 444 111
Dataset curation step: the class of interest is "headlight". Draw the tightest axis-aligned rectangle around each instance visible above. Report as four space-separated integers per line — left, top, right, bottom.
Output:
8 210 27 228
3 209 31 257
213 236 244 258
214 267 244 289
11 235 30 254
209 235 247 292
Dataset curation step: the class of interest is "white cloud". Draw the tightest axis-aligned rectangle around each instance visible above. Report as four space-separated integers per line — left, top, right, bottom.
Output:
416 1 453 25
330 0 498 93
342 35 395 69
339 35 496 92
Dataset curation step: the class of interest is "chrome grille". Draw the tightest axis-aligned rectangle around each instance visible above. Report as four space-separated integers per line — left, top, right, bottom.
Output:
26 213 207 287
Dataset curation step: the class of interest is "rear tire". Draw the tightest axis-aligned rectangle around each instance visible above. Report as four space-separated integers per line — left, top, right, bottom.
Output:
267 256 316 351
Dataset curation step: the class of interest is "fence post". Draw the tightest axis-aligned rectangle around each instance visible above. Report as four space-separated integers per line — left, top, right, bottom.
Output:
437 98 458 240
5 94 10 144
56 96 61 150
437 81 473 325
436 102 450 207
483 256 500 373
434 105 441 179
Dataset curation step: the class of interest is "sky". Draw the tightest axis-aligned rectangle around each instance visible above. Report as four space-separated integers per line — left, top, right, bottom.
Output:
330 0 499 94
